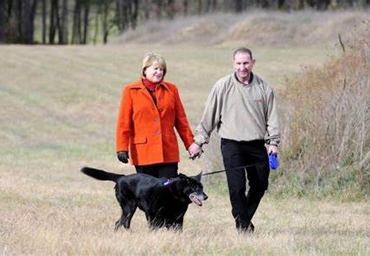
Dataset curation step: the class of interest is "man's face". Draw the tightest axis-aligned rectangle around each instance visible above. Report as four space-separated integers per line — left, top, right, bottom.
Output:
233 52 255 82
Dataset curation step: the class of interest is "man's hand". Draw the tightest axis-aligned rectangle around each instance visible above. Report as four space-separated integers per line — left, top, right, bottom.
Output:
268 145 278 155
117 151 129 163
188 142 203 160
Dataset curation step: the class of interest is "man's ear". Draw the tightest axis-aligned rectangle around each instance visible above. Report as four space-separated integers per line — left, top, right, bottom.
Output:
192 172 202 182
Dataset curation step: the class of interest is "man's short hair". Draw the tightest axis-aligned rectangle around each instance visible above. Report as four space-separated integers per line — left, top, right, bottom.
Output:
141 52 167 78
233 47 253 60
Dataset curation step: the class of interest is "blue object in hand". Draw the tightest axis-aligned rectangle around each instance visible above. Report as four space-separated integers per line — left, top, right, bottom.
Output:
269 152 279 170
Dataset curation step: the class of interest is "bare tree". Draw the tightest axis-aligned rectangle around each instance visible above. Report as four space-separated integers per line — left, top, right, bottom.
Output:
198 0 202 14
183 0 188 15
102 0 111 44
306 0 331 9
235 0 242 12
154 0 163 20
23 0 31 42
114 0 139 32
93 2 100 44
166 0 174 18
15 0 23 42
0 0 6 42
82 0 89 44
205 0 217 12
41 0 46 43
143 0 150 19
59 0 68 44
24 0 38 44
131 0 138 27
71 0 81 44
278 0 285 8
211 0 217 11
2 0 370 45
298 0 305 9
6 0 13 19
115 0 122 30
49 0 60 44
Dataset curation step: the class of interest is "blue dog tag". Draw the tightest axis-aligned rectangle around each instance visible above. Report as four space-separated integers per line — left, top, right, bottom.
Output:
269 152 279 170
163 179 170 186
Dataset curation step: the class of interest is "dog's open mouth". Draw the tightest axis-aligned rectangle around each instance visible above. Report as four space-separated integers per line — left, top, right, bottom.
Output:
189 194 202 206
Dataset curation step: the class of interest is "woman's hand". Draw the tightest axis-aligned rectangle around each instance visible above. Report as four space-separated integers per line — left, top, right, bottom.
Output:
117 151 129 163
188 143 203 160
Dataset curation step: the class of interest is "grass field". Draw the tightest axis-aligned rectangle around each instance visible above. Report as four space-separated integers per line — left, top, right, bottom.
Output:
1 43 369 255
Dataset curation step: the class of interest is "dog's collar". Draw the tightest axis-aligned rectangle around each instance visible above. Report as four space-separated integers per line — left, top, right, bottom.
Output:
163 178 175 186
163 179 183 201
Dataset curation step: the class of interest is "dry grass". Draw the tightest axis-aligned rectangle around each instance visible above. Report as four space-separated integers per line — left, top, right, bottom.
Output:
1 162 370 255
112 11 369 47
0 23 368 254
271 18 370 198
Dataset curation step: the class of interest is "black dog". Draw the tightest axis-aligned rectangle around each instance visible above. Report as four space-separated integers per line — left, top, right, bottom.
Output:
81 167 208 231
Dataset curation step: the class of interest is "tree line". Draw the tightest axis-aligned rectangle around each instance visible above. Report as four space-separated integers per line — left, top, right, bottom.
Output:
0 0 369 44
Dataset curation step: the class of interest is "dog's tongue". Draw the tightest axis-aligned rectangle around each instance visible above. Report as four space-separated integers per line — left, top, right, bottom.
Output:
189 194 202 206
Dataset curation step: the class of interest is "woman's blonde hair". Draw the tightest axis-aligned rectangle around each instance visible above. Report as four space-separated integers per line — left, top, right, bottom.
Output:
141 52 167 78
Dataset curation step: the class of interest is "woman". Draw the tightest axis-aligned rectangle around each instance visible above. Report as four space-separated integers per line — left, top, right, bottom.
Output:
116 52 196 179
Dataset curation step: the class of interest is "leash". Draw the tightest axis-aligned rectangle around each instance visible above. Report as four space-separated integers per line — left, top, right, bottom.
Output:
201 162 264 176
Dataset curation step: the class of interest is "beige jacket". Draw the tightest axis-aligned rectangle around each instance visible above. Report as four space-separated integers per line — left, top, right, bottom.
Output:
194 73 280 146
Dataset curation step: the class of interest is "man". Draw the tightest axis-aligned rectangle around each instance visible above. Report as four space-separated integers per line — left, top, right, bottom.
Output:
189 47 280 233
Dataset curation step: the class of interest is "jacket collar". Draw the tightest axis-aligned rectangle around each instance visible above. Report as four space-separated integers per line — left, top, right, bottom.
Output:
131 79 170 90
233 72 254 86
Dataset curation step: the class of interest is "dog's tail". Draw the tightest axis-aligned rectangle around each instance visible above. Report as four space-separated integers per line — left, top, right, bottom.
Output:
81 166 124 183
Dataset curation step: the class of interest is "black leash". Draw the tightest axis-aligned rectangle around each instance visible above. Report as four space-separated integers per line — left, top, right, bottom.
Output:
201 162 264 176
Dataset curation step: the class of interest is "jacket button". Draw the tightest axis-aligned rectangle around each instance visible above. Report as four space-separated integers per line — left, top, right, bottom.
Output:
158 108 162 112
154 117 160 122
155 130 161 135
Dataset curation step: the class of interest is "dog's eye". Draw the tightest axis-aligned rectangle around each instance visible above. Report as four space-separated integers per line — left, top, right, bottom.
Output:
192 185 199 191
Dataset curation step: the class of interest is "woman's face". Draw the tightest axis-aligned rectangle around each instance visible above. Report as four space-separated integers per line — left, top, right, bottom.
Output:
145 62 164 83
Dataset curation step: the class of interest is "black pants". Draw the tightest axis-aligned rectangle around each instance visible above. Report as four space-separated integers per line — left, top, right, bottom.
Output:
221 138 270 230
135 163 178 179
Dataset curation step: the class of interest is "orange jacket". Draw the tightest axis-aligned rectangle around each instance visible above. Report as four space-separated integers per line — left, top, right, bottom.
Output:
116 79 194 166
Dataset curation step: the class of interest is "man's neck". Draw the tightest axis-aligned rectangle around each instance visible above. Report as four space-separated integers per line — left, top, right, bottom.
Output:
235 72 253 85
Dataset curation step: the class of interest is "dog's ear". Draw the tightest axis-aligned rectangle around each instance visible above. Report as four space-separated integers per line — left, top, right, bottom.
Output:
179 173 193 184
178 173 188 180
192 172 202 182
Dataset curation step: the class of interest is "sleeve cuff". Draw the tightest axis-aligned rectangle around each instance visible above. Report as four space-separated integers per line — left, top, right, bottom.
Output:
194 134 208 147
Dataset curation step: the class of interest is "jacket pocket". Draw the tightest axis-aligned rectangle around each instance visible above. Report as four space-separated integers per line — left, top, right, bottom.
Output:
133 137 147 144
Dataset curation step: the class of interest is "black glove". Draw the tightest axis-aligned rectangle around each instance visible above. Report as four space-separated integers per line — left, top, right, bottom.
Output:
117 151 129 164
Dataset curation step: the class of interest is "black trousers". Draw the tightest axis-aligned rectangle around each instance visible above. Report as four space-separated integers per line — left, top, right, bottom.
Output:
221 138 270 230
135 163 178 179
